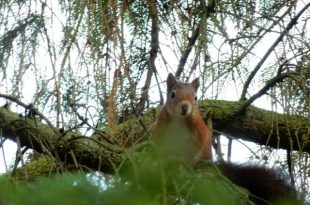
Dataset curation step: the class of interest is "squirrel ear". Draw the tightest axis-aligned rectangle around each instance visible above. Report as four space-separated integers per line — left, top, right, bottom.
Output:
191 77 200 91
167 73 177 92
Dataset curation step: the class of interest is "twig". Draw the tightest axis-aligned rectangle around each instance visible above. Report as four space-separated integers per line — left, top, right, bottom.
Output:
237 72 295 115
175 0 216 78
69 104 114 144
240 3 310 100
0 93 61 137
213 129 260 159
12 137 29 179
154 70 164 105
0 129 8 172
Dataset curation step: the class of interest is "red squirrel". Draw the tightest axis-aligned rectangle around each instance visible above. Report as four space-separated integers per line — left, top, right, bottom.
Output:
152 73 298 204
152 73 212 161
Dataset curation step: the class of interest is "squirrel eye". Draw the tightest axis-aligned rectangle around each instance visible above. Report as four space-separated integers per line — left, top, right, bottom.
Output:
170 91 176 99
194 96 197 101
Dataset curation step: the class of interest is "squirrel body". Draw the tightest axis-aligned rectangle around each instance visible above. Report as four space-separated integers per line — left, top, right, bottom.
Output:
152 73 212 161
152 73 298 204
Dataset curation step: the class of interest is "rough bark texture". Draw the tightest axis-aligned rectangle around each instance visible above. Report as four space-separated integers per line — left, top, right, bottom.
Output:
200 100 310 153
0 107 124 174
1 99 309 175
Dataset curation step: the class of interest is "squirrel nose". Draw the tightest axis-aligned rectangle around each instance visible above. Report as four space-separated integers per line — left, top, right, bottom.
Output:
181 103 189 115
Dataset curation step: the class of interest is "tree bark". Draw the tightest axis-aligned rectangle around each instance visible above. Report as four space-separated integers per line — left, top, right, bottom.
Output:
200 100 310 154
0 107 124 174
0 99 309 175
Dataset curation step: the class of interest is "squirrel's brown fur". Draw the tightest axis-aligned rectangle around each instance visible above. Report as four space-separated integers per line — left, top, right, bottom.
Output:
218 162 298 205
152 73 212 161
152 73 298 205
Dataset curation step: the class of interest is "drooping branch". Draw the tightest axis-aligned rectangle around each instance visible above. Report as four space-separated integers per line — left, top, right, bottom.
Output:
0 14 43 68
240 3 310 100
175 0 216 78
137 0 159 114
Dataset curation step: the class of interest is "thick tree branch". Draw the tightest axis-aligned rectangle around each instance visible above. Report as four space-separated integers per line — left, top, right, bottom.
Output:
1 99 309 175
201 100 310 154
240 3 310 100
0 107 124 174
0 93 60 137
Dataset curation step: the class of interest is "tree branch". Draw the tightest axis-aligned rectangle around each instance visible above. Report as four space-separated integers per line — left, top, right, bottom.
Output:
1 99 310 175
237 72 295 114
0 107 123 174
175 0 216 78
175 25 200 78
106 69 121 136
202 100 310 154
240 3 310 100
137 0 159 114
0 93 60 137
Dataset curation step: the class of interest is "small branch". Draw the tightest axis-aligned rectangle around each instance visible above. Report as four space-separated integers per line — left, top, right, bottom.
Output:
175 0 216 78
12 139 29 179
106 69 121 136
237 72 295 115
0 130 8 172
137 0 159 114
0 93 61 137
240 3 310 100
154 71 164 105
213 129 260 159
69 104 114 144
175 25 200 78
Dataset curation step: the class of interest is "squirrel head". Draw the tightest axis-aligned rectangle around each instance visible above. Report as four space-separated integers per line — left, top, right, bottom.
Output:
166 73 200 118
